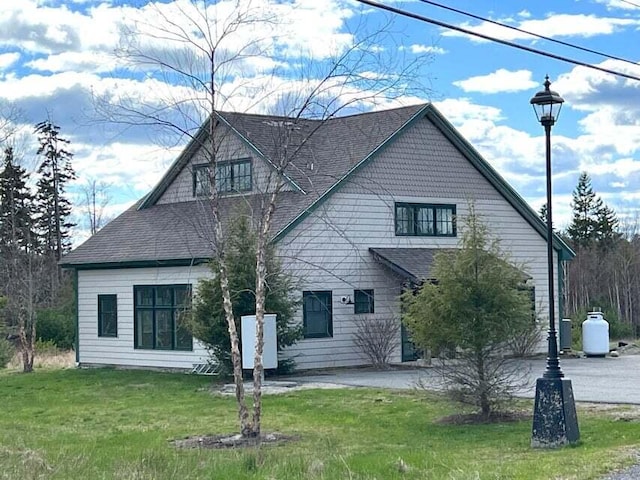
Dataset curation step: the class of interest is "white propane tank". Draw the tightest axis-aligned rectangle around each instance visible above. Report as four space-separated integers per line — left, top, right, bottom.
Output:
582 310 609 357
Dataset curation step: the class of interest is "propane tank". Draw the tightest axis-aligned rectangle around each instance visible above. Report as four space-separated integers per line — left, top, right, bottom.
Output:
582 309 609 357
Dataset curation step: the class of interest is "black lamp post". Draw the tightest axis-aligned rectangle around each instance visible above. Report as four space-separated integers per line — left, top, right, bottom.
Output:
530 76 580 448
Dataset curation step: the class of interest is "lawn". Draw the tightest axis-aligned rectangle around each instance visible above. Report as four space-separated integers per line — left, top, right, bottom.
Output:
0 367 638 479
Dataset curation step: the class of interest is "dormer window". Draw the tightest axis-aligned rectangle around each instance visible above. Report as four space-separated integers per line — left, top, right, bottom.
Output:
193 159 252 196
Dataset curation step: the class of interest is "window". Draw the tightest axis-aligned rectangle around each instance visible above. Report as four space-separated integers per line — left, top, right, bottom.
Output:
395 203 456 237
192 159 252 196
98 294 117 337
193 164 210 197
354 289 374 314
134 285 192 351
303 291 332 338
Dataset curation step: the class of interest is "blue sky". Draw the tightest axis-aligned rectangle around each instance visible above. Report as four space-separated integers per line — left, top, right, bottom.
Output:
0 0 639 242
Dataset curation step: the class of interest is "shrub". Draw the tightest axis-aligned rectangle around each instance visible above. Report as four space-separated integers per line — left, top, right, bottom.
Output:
36 307 75 350
352 316 399 369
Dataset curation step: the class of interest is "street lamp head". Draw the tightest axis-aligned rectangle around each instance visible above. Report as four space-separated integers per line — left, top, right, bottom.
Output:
530 75 564 127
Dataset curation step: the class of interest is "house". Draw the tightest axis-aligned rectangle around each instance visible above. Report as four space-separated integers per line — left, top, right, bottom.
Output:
61 103 574 370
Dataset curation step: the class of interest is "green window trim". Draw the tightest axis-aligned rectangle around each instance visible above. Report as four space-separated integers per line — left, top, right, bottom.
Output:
133 285 193 351
394 203 456 237
98 294 118 338
303 291 333 339
192 158 252 197
354 289 374 314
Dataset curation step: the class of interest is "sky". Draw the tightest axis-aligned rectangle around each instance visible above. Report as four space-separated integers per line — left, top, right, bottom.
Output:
0 0 639 243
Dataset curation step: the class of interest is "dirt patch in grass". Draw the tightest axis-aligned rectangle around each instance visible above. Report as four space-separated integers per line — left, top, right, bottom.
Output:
436 410 530 425
170 432 300 449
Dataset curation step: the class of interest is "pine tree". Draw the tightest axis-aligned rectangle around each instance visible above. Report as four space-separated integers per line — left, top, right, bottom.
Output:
402 207 533 418
567 172 603 248
595 204 620 250
34 120 76 261
539 203 548 225
0 147 35 252
566 172 621 250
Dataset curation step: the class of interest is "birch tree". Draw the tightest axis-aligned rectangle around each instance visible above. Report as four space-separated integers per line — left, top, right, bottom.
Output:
104 0 427 439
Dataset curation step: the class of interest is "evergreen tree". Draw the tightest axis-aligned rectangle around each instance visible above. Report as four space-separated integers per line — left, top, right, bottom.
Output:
594 204 620 249
402 207 533 418
189 212 302 374
34 120 76 260
0 147 35 252
566 172 621 250
538 203 548 225
566 172 602 248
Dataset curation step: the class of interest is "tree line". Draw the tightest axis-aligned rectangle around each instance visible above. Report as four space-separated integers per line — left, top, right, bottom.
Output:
559 172 640 336
0 120 76 371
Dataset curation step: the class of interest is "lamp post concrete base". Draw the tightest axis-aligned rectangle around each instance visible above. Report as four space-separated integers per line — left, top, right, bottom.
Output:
531 377 580 448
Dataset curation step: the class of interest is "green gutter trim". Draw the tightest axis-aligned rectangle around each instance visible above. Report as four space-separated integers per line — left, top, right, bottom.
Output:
74 269 79 365
272 104 432 243
61 258 210 271
558 255 565 320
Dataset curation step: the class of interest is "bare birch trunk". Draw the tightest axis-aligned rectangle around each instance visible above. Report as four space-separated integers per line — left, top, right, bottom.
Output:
251 191 278 438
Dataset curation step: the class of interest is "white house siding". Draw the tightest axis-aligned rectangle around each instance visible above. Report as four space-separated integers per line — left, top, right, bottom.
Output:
157 129 293 205
277 117 556 370
77 265 211 369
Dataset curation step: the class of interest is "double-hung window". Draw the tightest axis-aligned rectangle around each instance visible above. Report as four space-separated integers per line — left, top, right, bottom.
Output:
192 159 252 196
354 289 374 314
98 294 117 337
134 285 193 351
395 203 456 237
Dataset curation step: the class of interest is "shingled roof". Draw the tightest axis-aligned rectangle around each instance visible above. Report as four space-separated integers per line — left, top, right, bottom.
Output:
61 105 426 268
61 103 574 268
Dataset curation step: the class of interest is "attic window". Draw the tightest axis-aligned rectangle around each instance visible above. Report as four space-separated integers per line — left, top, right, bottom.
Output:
192 159 252 196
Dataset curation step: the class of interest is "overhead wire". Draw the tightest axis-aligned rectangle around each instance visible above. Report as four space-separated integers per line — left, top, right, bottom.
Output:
354 0 640 83
416 0 640 68
616 0 640 9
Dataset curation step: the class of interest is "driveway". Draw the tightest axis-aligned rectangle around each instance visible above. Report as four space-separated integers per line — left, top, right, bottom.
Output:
288 354 640 404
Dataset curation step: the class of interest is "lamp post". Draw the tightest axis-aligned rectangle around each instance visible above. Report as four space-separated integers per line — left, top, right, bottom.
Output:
530 76 580 448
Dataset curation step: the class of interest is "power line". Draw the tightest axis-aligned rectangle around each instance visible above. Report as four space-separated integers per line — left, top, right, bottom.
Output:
617 0 640 9
417 0 640 68
354 0 640 83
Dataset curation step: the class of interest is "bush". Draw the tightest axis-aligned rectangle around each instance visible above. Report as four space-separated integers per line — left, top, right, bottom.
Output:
352 315 399 369
36 307 75 350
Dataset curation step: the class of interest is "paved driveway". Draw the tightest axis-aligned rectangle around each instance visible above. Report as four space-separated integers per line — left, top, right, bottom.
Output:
289 354 640 404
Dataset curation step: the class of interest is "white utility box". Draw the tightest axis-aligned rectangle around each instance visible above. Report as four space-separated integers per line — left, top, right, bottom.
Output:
241 314 278 369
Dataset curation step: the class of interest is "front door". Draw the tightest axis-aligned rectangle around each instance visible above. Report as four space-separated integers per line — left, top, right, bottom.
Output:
401 323 421 362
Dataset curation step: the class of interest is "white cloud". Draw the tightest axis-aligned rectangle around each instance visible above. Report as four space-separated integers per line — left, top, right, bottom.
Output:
434 98 504 123
453 69 538 94
0 52 20 71
26 51 122 73
595 0 640 10
404 44 447 55
443 14 640 42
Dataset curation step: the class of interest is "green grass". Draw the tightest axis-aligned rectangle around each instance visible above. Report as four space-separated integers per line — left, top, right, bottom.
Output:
0 368 638 479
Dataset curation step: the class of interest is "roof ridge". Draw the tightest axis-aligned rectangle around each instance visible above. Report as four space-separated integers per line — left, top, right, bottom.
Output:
217 103 428 123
